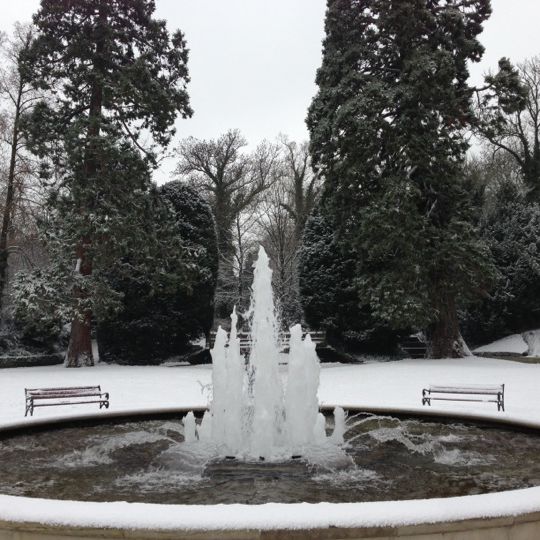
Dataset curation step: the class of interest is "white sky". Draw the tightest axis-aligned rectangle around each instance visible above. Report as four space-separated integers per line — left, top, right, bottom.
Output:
1 0 539 183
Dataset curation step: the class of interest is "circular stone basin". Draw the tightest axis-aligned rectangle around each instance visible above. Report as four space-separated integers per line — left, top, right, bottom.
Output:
1 413 540 505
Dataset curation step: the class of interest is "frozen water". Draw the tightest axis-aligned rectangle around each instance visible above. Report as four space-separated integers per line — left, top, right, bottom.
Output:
183 412 197 443
184 246 344 461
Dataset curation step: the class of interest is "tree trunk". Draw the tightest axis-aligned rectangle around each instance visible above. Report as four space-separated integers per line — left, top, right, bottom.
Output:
66 9 105 367
0 81 23 314
294 173 305 244
65 246 94 367
428 291 462 359
66 312 93 367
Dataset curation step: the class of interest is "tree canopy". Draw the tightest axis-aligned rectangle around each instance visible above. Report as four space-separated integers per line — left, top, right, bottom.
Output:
308 0 495 357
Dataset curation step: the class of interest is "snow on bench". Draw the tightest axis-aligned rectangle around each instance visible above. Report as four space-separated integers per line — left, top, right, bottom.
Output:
24 386 110 417
422 384 505 411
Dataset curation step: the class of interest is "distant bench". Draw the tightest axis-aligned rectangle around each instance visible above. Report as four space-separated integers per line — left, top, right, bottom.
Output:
25 386 110 417
422 384 505 412
207 330 326 354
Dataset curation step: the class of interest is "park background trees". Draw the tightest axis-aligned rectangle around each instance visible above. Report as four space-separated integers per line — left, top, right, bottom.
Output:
0 24 44 315
19 0 193 366
2 0 540 363
176 130 280 316
475 56 539 199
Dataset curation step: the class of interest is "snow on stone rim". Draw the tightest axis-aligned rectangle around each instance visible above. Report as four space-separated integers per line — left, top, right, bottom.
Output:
1 488 540 531
1 358 540 529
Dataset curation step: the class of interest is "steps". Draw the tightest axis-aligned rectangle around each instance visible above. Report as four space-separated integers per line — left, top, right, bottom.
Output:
400 337 427 359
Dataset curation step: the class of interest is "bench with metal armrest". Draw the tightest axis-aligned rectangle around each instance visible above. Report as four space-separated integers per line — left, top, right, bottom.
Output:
25 385 110 417
422 384 505 411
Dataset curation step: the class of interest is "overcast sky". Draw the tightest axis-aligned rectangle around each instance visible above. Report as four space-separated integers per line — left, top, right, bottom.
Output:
1 0 539 182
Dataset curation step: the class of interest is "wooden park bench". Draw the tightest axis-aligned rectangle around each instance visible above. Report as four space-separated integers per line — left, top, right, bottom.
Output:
207 330 326 354
25 386 110 417
422 384 505 411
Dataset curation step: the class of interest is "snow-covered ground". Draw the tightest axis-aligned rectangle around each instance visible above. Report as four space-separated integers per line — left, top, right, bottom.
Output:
1 356 539 428
474 333 529 355
474 328 540 357
2 357 540 531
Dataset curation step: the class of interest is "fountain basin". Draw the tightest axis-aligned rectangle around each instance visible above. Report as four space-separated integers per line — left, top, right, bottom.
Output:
2 408 540 539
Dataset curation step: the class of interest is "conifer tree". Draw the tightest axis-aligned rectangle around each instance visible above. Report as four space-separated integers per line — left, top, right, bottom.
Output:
299 205 399 352
308 0 495 357
464 182 540 345
97 182 218 364
21 0 192 366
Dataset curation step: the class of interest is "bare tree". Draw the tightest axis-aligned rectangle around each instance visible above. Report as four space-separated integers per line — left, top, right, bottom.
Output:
177 130 279 253
0 24 44 314
254 139 322 326
257 179 301 326
176 129 279 315
215 210 259 322
278 137 322 242
475 56 540 200
465 144 524 214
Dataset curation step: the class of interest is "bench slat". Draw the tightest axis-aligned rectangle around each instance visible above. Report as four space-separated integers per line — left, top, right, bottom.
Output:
427 385 503 394
30 393 106 400
31 400 108 408
28 389 103 394
427 389 501 396
426 397 500 403
26 386 100 393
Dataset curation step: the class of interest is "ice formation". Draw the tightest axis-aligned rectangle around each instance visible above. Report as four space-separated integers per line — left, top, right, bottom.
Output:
186 246 345 460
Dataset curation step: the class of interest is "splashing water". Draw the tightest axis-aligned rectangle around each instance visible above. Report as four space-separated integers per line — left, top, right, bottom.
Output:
186 246 345 461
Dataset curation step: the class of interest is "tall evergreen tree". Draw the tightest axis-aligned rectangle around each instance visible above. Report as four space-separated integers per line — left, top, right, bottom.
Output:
308 0 495 358
21 0 192 366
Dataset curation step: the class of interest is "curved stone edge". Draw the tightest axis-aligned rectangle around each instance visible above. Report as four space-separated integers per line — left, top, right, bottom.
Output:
2 406 540 539
3 403 540 434
0 406 208 434
321 404 540 430
2 495 540 539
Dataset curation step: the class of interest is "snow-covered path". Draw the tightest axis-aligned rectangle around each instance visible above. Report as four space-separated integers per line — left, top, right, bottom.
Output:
1 356 539 429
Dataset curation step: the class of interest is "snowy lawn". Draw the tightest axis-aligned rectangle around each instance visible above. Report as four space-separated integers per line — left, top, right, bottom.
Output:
473 328 540 357
2 356 540 532
0 356 539 428
474 334 529 355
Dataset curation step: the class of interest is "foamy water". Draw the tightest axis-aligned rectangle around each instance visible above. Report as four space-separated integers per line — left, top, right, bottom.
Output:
1 415 539 504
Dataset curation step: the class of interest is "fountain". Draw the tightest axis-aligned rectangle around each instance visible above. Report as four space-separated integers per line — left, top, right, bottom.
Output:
193 245 344 461
3 249 540 539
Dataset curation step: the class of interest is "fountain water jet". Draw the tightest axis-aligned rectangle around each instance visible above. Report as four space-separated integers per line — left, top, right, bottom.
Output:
190 246 345 461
